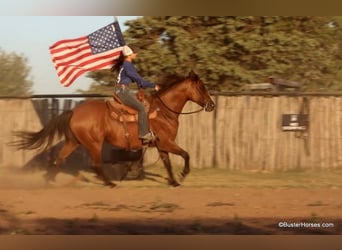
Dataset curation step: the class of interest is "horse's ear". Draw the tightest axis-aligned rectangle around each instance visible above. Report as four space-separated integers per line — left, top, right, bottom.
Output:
188 70 199 81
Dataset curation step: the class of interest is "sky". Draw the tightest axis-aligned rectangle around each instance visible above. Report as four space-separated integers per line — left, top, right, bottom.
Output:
0 16 138 95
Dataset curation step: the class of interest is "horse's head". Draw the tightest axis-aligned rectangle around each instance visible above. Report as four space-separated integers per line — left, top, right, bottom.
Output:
186 71 215 112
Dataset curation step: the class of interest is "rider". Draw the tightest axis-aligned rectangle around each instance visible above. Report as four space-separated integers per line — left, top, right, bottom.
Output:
111 45 159 143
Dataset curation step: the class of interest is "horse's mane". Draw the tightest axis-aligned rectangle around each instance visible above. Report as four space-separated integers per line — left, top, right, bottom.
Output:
155 74 187 94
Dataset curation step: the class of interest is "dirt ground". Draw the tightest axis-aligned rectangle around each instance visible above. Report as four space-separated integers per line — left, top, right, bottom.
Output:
0 168 341 235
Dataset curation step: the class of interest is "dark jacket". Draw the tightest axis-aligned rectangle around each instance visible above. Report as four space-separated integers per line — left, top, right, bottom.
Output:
117 61 155 88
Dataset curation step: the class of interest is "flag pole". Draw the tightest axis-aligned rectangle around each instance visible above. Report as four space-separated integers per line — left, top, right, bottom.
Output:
113 16 126 45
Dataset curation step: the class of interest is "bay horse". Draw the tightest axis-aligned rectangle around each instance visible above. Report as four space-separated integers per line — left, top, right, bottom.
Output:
11 71 215 187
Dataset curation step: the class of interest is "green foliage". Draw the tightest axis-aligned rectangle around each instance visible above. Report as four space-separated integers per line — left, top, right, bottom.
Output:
85 16 342 93
0 49 33 96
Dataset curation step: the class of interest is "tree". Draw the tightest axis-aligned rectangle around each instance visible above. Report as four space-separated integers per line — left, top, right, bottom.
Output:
85 16 342 92
0 49 33 96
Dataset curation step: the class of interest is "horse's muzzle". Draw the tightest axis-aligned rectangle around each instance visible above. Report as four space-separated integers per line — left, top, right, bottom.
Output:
204 100 215 112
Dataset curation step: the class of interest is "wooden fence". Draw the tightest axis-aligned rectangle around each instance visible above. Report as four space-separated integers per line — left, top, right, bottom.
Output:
2 94 342 171
0 99 43 167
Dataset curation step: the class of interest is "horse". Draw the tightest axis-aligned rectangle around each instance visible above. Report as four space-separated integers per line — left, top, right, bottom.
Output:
11 71 215 187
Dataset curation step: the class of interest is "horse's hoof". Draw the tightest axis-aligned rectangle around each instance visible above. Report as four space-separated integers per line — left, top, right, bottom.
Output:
168 179 180 187
43 173 56 182
172 182 181 187
44 180 52 186
106 182 117 188
179 173 187 182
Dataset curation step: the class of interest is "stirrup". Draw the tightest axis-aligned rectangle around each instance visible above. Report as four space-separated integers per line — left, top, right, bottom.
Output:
140 132 156 144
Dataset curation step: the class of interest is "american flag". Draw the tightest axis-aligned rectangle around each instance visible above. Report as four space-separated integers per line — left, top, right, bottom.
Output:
49 21 125 87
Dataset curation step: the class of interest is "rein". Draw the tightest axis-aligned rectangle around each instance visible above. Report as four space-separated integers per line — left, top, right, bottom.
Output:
155 93 204 115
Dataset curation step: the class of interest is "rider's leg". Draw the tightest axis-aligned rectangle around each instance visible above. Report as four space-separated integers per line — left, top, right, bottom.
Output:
116 88 150 138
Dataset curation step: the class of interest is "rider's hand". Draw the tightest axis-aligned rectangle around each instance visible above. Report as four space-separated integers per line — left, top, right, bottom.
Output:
154 85 160 91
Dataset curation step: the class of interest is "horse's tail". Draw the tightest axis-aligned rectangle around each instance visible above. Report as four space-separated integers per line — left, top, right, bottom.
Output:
9 110 76 151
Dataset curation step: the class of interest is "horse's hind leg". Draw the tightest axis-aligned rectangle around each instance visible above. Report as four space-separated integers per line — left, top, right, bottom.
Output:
86 143 116 188
44 141 79 183
92 162 116 188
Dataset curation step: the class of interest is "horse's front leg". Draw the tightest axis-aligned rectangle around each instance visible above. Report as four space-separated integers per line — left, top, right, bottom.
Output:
158 151 180 187
157 141 190 184
175 148 190 182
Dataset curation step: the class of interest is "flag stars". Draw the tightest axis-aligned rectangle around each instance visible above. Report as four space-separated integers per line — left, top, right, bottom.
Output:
88 25 121 54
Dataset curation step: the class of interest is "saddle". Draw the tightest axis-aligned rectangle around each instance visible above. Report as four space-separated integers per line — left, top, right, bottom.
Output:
106 89 158 123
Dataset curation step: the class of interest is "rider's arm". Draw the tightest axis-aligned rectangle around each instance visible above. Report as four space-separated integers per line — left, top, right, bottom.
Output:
123 61 156 88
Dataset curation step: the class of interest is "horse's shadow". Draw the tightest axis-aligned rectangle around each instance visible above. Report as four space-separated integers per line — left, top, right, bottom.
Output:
21 142 164 184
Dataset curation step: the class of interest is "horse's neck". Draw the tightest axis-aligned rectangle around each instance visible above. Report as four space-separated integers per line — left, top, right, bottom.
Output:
157 84 189 113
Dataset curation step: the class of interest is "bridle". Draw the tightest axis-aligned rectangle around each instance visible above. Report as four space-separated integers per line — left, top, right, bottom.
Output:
154 80 213 115
155 94 204 115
